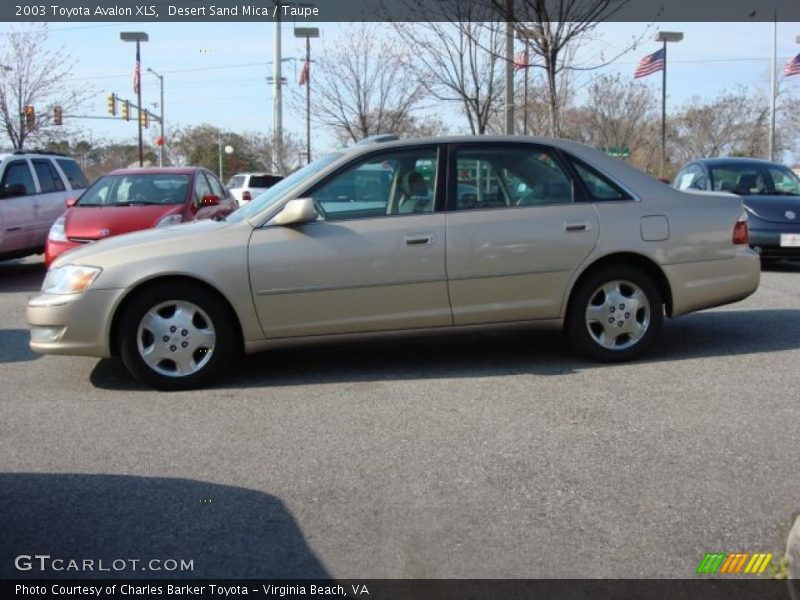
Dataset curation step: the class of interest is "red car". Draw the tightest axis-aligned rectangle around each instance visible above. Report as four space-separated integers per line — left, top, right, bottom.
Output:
46 167 238 266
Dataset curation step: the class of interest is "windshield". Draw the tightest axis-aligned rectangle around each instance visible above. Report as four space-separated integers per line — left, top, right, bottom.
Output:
227 153 342 223
709 164 800 196
77 173 191 206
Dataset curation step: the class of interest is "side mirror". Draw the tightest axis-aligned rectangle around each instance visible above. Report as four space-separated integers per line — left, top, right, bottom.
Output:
271 197 318 226
200 194 220 207
65 197 78 208
0 183 26 198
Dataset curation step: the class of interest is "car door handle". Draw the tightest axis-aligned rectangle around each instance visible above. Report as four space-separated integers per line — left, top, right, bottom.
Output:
6 227 22 232
405 234 434 246
564 221 592 232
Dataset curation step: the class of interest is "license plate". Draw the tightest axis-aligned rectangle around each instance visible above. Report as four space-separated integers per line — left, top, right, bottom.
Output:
780 233 800 247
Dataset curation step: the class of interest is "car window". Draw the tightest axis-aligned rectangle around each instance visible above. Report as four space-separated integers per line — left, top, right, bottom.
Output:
194 172 213 202
311 148 438 220
206 172 228 199
227 175 245 189
32 159 66 193
571 159 631 201
249 175 282 188
454 146 572 210
767 166 800 196
710 165 770 195
1 160 36 195
675 164 706 190
55 159 89 190
77 174 190 206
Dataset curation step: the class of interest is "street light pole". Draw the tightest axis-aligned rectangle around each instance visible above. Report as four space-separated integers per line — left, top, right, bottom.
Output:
147 67 165 167
504 0 515 135
655 31 683 178
120 31 149 167
768 12 777 161
294 27 320 166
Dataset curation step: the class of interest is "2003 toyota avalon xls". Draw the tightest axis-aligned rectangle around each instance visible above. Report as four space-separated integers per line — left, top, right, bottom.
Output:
28 136 760 390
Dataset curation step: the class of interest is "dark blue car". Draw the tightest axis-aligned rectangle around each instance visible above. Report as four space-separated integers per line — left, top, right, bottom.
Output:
674 157 800 261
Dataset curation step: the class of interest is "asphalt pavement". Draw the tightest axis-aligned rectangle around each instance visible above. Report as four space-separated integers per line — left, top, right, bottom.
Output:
1 255 798 578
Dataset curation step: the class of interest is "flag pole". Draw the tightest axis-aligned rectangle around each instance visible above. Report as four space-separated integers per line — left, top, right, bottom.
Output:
660 39 667 178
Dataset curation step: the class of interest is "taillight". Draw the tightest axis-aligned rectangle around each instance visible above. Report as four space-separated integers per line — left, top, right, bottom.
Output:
733 212 749 245
242 190 252 202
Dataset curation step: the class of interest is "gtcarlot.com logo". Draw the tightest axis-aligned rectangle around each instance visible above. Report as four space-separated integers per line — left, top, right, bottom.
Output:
696 552 773 575
14 554 194 573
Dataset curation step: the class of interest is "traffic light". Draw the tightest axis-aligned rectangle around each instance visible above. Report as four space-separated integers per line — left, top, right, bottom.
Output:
24 105 35 130
107 93 117 116
139 110 149 128
53 106 63 126
121 100 130 121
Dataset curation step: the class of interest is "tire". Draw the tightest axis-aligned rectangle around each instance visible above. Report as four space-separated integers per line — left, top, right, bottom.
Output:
565 265 663 363
118 282 236 390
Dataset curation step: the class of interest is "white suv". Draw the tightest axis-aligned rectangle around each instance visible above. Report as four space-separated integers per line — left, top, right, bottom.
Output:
0 151 89 261
226 172 283 206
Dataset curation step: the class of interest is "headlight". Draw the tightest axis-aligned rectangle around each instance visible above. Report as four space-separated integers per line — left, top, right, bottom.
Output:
42 265 102 295
155 214 184 228
48 216 67 242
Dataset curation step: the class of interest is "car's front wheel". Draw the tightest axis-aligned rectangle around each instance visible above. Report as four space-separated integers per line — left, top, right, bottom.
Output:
566 265 663 362
119 282 236 390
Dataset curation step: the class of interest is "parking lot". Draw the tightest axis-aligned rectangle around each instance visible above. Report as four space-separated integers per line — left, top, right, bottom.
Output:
1 254 798 579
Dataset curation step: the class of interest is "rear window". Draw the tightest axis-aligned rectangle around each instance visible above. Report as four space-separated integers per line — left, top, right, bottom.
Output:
249 175 282 188
227 175 245 189
56 159 89 190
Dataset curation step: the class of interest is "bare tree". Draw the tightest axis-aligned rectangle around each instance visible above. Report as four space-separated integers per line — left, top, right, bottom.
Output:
669 88 770 164
0 24 83 150
572 74 657 153
307 25 427 143
486 0 632 136
393 10 505 134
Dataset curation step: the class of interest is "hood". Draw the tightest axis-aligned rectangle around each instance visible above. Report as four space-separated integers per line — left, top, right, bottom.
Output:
740 195 800 224
64 205 183 240
51 218 230 269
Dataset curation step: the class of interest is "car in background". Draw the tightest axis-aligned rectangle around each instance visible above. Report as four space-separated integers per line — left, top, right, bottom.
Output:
227 172 283 206
673 157 800 261
28 135 759 390
45 167 238 266
0 151 89 261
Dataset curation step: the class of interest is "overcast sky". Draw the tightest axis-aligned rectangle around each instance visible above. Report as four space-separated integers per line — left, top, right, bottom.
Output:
1 20 800 155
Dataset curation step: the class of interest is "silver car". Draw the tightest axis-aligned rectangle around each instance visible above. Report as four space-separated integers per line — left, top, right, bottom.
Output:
28 136 760 390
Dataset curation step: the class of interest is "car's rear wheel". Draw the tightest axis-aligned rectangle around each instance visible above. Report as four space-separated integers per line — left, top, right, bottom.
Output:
119 282 236 390
566 265 663 362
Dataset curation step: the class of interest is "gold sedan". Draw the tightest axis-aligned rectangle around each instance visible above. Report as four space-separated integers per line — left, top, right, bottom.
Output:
28 136 760 390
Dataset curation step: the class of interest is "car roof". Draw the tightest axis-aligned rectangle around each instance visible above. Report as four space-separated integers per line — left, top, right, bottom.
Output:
692 157 787 168
105 167 201 176
233 172 283 177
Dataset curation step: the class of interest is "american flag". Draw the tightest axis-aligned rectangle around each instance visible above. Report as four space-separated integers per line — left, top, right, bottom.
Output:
299 59 309 86
514 50 529 71
634 47 665 79
133 43 141 94
785 53 800 77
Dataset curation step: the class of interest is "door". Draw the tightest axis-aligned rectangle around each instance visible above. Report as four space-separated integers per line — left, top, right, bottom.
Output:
248 145 451 338
31 159 70 245
0 159 38 254
445 143 600 325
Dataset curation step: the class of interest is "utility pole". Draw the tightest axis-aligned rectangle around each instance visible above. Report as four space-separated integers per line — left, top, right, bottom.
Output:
120 31 149 167
273 5 283 173
768 12 777 161
504 0 515 135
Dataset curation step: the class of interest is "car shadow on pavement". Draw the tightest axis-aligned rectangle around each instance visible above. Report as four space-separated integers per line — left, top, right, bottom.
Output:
87 308 800 391
0 329 40 363
0 257 46 293
0 472 330 579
